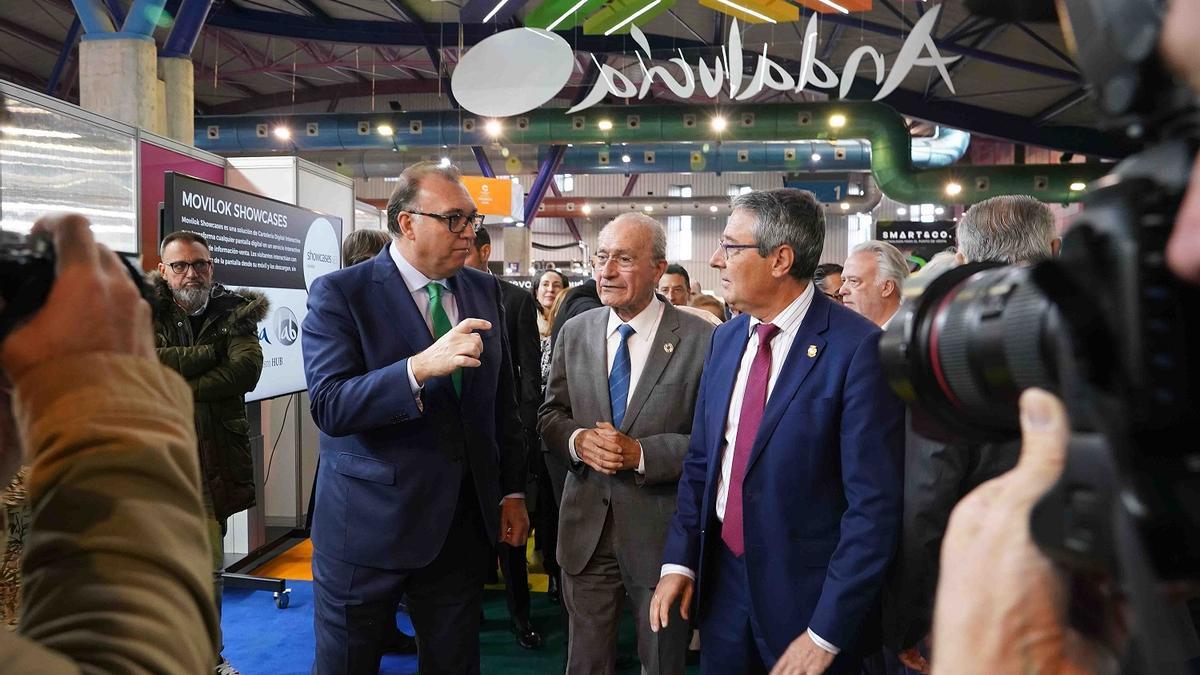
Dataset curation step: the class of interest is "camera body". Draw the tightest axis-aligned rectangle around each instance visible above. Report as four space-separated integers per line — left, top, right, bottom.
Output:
0 230 55 343
881 0 1200 582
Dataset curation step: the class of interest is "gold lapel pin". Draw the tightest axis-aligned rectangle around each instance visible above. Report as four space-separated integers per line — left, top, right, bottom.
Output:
663 343 675 353
807 345 818 358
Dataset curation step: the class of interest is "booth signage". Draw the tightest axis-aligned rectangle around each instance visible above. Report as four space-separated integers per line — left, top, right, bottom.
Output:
162 173 343 402
875 219 956 267
452 5 958 117
462 176 515 216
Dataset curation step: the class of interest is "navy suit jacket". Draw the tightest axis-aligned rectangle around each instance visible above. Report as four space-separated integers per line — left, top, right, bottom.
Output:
302 248 526 570
661 291 904 663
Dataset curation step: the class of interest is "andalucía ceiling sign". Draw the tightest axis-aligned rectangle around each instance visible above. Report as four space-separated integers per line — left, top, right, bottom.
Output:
451 5 959 117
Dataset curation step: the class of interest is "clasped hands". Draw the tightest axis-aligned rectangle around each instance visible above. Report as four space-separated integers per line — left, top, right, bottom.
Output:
573 422 640 475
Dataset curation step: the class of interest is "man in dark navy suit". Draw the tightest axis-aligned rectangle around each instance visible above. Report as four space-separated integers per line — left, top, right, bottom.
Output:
302 161 529 675
650 188 904 675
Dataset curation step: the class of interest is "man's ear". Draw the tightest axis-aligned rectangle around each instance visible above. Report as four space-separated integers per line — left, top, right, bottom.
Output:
480 243 492 265
771 245 795 279
396 212 416 240
1050 237 1062 257
881 278 898 298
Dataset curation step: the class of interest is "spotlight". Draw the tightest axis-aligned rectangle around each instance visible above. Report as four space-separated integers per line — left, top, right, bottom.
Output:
710 116 728 132
503 216 514 223
621 154 631 163
1070 181 1087 191
934 206 945 215
515 221 525 228
598 119 614 131
840 202 850 210
897 207 907 216
643 205 653 212
485 119 502 137
811 153 821 162
945 182 962 196
582 204 593 215
377 124 394 136
273 126 291 140
709 205 718 213
439 157 451 167
828 114 847 129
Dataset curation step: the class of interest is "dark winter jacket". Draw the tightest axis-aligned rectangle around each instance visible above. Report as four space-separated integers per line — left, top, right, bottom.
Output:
150 273 269 522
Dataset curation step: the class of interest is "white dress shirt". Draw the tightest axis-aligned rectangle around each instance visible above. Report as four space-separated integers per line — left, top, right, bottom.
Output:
661 284 838 654
568 297 665 475
390 243 523 502
390 242 459 396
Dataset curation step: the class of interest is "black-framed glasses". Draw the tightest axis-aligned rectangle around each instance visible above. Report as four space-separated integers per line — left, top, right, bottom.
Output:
592 252 639 271
405 210 484 234
164 259 213 275
715 241 759 259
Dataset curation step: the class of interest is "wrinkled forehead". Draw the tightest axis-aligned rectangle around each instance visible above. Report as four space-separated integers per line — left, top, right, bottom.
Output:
416 176 476 212
162 240 210 260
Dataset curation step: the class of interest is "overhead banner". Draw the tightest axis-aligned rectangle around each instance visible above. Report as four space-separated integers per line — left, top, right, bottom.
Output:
874 219 956 268
162 172 343 402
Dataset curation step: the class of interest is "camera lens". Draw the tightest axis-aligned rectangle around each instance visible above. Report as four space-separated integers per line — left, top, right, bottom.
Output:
880 262 1061 443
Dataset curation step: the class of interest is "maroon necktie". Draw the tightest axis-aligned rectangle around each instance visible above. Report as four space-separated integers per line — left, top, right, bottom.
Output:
722 322 780 557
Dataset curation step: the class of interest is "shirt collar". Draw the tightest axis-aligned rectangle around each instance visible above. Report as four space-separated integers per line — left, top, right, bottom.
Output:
747 283 814 337
881 306 901 330
606 296 663 341
390 240 450 295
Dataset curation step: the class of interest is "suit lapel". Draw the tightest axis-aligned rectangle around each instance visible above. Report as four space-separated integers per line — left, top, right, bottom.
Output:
449 272 480 401
705 316 750 485
745 294 831 474
620 303 680 433
371 250 432 356
586 309 616 425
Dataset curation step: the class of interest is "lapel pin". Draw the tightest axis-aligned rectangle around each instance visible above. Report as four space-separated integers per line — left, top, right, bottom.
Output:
807 345 818 358
663 342 674 354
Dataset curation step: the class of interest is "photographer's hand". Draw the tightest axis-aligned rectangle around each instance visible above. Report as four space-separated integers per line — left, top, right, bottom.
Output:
0 214 153 379
931 389 1110 674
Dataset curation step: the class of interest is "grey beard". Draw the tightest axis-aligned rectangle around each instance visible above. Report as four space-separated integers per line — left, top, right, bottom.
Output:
173 283 212 314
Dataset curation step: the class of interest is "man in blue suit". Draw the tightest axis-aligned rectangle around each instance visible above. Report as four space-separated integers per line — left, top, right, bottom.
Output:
302 161 529 675
650 188 904 675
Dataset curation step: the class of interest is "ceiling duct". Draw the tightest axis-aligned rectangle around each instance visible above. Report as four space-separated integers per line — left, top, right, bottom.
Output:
536 173 882 218
195 102 1108 204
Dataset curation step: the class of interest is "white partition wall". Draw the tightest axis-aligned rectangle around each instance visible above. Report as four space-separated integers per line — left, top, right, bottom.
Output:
222 156 354 555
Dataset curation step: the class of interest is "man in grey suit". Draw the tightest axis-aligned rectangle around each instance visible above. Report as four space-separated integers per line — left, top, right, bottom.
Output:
539 213 713 675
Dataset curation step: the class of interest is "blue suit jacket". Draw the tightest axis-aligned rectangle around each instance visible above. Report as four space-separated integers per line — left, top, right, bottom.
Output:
301 249 526 570
661 291 904 663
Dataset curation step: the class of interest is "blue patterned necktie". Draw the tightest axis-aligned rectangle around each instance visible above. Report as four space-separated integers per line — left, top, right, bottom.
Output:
609 324 636 429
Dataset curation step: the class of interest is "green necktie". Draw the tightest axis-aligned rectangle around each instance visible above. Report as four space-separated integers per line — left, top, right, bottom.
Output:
426 282 461 396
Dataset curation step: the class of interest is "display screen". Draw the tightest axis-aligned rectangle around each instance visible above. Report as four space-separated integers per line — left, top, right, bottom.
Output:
162 173 343 402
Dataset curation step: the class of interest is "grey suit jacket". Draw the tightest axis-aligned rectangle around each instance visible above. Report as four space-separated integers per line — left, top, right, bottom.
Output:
539 300 713 585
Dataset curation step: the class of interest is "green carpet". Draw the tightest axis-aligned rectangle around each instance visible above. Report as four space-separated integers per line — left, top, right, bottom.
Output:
479 588 699 674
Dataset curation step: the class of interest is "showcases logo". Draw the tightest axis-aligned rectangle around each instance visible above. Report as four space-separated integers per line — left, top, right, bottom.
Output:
451 6 957 117
275 307 299 346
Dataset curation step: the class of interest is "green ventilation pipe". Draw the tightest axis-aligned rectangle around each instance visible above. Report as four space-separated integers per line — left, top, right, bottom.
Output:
494 102 1109 204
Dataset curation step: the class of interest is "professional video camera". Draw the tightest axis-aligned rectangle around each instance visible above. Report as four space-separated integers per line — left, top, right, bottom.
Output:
881 0 1200 665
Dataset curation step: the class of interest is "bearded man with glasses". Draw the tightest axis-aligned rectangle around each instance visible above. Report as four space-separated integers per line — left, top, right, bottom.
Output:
302 160 529 674
151 230 268 675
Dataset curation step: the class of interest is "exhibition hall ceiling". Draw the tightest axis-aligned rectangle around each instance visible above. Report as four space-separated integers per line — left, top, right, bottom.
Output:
0 0 1108 154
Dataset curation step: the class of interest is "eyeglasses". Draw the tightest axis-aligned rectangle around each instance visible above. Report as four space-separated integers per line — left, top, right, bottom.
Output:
715 241 759 259
405 210 484 234
592 253 639 271
164 259 213 275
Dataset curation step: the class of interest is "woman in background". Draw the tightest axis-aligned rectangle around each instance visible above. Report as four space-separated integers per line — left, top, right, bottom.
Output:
531 268 568 604
341 229 391 268
534 269 568 387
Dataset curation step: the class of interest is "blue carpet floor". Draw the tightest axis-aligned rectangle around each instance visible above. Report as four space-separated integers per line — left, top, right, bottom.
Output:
220 580 417 675
221 580 670 674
